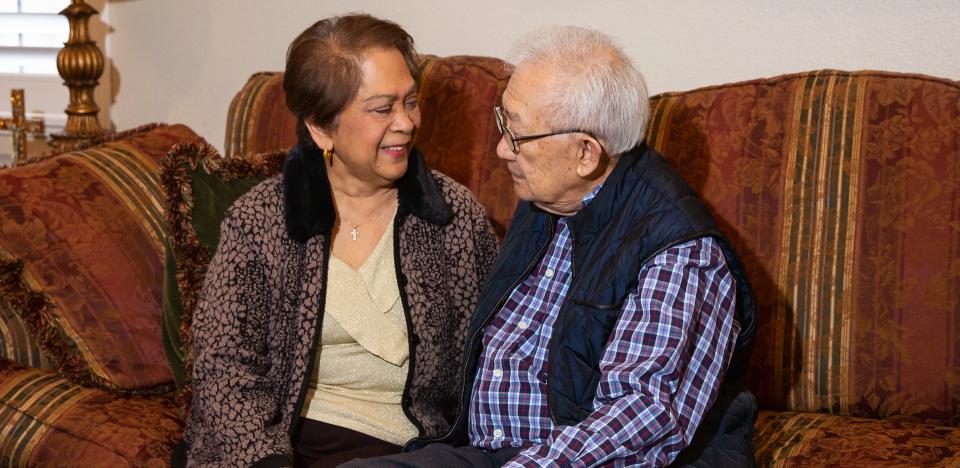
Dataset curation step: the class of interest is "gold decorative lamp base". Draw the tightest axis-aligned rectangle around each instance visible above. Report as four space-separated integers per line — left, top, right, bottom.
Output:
50 0 105 148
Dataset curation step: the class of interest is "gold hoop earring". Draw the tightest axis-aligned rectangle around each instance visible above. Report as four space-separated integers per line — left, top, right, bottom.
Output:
323 148 332 162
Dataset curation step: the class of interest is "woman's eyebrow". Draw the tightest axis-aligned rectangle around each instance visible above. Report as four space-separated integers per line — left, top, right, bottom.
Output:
364 83 419 102
363 93 398 102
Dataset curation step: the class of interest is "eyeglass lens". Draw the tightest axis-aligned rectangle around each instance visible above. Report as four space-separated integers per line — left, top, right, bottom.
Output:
494 107 518 152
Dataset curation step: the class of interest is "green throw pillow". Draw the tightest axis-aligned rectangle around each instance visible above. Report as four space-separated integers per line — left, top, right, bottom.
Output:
161 143 287 389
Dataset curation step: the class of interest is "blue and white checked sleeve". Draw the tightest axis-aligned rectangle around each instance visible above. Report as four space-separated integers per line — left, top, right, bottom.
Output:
505 237 740 467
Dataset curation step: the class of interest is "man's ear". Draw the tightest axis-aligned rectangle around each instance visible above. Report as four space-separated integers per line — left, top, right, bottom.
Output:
305 121 334 151
575 136 607 179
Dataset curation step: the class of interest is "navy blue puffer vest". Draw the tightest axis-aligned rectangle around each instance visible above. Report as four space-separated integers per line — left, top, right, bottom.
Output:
423 144 757 466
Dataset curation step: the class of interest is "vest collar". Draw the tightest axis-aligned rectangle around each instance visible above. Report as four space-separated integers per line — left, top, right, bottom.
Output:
566 143 647 238
283 140 453 242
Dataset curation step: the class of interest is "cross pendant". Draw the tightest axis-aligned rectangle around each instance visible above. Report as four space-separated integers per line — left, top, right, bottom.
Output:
350 225 359 241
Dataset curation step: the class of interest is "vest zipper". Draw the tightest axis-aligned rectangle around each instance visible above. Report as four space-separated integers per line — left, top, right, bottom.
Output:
404 213 557 450
545 225 576 425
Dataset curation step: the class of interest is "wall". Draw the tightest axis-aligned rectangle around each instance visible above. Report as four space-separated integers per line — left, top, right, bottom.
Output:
105 0 960 153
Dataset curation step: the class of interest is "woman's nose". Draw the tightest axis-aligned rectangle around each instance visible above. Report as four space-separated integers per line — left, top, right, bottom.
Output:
392 108 416 133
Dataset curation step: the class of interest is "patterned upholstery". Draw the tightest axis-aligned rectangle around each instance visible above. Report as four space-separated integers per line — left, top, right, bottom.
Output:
647 71 960 425
0 296 53 371
223 72 292 158
755 411 960 466
415 55 515 237
0 125 208 467
225 61 960 464
0 124 205 392
0 359 181 467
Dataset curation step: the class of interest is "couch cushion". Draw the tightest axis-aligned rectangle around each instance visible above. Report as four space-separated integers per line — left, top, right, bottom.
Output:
755 410 960 466
0 124 205 392
647 70 960 425
223 55 517 237
0 359 181 467
160 142 286 392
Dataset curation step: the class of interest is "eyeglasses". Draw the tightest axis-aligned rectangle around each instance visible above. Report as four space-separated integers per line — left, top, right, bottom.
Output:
494 106 597 154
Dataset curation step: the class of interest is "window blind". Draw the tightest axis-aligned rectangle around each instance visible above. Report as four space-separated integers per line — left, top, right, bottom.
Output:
0 0 69 75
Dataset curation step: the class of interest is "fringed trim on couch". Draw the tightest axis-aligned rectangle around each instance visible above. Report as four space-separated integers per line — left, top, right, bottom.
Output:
161 141 286 410
25 123 169 164
0 257 100 389
0 256 173 396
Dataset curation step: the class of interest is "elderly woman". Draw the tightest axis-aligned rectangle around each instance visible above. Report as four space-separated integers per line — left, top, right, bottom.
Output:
181 14 498 468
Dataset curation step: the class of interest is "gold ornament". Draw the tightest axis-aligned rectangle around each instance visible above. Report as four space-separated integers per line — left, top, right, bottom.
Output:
50 0 105 147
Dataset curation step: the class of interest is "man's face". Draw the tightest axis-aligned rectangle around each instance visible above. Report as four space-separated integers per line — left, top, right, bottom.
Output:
496 66 588 215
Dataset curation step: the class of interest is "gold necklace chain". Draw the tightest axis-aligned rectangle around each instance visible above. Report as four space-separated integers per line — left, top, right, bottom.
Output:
336 199 397 241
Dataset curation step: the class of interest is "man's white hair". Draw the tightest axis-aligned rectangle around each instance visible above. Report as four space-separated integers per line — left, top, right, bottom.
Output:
508 26 649 156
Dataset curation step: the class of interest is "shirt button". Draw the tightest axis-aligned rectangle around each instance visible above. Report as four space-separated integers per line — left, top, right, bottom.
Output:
493 429 503 438
544 268 555 278
492 368 503 378
518 321 529 330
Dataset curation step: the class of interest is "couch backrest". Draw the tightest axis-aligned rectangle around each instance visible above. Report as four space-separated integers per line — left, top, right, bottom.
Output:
226 58 960 426
650 70 959 425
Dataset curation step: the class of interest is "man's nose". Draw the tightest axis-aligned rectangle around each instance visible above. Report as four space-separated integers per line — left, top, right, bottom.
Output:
495 136 515 161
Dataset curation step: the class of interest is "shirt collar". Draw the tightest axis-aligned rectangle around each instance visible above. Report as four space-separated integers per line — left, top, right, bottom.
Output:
581 183 603 208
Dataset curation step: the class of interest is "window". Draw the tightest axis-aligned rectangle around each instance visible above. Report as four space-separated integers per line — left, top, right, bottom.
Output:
0 0 69 75
0 0 69 161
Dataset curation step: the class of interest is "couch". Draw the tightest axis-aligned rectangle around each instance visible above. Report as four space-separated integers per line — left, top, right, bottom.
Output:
1 54 958 466
0 124 204 466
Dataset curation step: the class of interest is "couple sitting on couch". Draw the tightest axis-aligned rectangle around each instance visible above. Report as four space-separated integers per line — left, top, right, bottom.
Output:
180 13 757 468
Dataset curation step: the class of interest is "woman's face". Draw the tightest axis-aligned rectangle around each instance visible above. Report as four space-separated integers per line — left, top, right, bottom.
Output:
309 47 420 187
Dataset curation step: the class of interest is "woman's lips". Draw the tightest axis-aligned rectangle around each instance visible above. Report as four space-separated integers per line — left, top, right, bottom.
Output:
381 144 408 157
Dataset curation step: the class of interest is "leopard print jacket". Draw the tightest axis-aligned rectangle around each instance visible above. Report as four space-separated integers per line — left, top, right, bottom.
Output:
184 145 498 467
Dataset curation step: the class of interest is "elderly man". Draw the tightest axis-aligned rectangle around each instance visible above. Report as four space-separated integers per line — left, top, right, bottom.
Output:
347 25 757 468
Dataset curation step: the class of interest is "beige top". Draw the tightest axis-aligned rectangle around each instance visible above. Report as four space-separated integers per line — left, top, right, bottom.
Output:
300 222 419 445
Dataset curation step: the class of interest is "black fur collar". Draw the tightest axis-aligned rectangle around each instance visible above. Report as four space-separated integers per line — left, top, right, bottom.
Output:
283 140 453 242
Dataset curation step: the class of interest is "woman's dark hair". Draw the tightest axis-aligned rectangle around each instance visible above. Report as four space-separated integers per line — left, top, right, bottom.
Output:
284 13 419 145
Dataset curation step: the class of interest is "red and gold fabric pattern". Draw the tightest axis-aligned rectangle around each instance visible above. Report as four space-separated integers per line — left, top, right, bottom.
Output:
224 72 293 158
648 70 960 426
0 284 53 371
755 411 960 466
0 359 181 467
0 124 204 391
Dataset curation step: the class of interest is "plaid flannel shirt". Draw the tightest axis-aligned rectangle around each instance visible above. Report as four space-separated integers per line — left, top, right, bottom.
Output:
468 188 739 467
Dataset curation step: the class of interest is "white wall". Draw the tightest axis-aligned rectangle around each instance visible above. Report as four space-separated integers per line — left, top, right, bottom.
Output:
105 0 960 152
